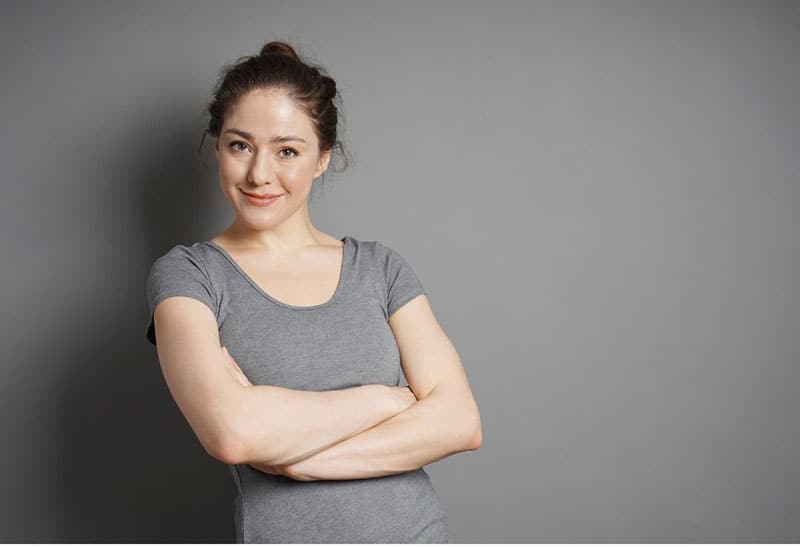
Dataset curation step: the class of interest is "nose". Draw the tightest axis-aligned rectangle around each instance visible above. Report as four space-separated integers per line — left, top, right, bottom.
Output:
247 148 277 186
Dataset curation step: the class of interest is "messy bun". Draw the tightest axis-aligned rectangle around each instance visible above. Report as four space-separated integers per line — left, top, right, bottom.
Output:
199 40 350 180
258 41 301 61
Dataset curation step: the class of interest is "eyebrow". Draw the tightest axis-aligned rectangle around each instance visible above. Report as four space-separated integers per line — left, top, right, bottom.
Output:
223 129 307 144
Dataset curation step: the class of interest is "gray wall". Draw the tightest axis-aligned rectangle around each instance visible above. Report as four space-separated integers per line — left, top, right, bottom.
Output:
1 0 798 542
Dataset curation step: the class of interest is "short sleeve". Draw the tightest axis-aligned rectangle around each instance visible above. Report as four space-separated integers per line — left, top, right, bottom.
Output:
379 242 427 318
145 244 218 346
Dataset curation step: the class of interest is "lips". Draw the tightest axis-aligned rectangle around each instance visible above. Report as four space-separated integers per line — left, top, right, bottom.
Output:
240 189 282 198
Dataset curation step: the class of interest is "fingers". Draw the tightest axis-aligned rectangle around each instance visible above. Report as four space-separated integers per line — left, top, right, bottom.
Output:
249 462 288 476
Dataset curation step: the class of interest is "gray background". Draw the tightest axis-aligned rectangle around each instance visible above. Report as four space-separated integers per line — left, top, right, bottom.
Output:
1 0 798 542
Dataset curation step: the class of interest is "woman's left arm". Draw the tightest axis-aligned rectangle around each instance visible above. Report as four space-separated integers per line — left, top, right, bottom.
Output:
273 295 482 481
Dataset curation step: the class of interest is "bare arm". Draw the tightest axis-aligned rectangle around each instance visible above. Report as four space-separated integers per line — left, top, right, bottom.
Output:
221 348 417 467
234 383 410 467
273 384 481 481
149 297 413 468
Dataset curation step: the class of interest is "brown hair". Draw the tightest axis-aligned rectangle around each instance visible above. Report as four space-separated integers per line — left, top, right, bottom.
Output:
198 40 350 183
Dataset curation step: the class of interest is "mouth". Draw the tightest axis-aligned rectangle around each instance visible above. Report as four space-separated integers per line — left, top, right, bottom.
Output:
240 189 282 198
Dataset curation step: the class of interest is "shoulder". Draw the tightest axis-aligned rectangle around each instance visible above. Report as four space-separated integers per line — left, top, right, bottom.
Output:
347 235 406 262
148 243 214 281
374 240 419 275
145 242 220 345
146 241 217 300
348 236 426 315
151 241 206 260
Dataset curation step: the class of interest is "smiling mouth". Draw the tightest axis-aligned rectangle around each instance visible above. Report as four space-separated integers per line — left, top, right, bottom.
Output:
240 189 282 198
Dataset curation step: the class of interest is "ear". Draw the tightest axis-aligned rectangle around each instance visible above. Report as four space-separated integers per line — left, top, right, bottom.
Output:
314 148 332 179
214 139 220 160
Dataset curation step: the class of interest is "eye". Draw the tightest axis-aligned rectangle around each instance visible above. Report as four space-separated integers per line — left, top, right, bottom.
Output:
279 147 298 159
229 140 250 153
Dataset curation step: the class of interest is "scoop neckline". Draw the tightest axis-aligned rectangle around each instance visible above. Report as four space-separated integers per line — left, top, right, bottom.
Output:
202 235 351 310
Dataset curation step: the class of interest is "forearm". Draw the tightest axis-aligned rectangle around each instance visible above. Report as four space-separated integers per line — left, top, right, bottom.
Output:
280 385 481 481
233 383 399 466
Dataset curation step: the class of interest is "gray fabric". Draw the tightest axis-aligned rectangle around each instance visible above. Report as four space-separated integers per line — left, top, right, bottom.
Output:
145 235 453 543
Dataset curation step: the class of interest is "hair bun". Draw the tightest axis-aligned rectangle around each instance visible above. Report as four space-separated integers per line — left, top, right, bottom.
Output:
259 41 301 62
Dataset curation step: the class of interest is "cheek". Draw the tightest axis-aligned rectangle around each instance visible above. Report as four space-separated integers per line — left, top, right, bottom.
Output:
218 159 241 181
280 163 317 190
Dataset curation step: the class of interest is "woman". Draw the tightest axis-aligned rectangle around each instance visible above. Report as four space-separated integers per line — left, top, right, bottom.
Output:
145 40 482 543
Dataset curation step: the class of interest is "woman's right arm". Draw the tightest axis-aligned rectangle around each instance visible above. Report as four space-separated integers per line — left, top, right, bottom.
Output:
151 296 409 466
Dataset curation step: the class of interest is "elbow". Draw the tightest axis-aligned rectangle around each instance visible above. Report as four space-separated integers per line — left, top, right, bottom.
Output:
469 423 483 449
465 416 483 450
442 389 483 451
465 399 483 450
453 409 482 451
208 392 287 466
204 422 248 465
208 436 242 465
462 398 483 450
206 434 248 465
206 400 252 465
450 419 481 452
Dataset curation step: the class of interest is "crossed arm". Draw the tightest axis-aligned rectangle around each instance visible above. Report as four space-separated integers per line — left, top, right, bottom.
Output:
223 295 483 481
228 369 480 481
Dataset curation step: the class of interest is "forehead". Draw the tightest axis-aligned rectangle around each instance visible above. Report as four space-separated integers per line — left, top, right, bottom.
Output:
223 89 315 139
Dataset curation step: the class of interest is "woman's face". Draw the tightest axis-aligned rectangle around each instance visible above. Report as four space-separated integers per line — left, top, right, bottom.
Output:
214 88 330 232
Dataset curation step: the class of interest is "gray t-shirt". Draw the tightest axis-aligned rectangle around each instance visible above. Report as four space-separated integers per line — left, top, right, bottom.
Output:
145 235 453 543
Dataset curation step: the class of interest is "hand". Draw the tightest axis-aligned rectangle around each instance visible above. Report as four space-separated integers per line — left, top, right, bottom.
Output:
249 461 288 476
249 460 315 481
388 385 418 414
221 346 253 388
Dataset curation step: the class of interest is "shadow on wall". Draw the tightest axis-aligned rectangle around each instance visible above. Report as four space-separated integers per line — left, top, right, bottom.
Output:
50 94 238 542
